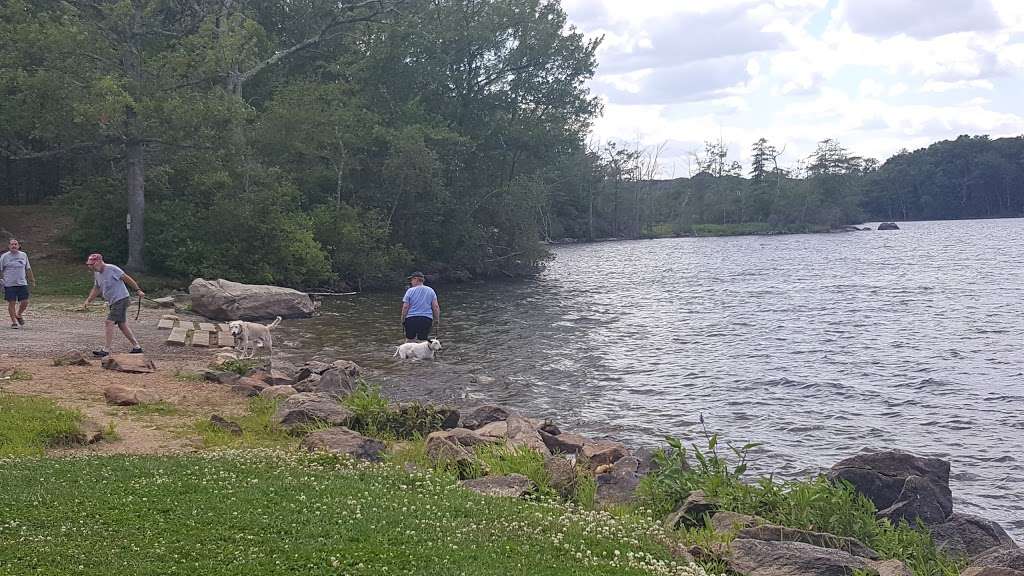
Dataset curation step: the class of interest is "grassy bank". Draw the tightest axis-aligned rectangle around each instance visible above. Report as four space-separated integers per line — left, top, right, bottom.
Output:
644 222 832 238
0 393 82 456
0 452 709 576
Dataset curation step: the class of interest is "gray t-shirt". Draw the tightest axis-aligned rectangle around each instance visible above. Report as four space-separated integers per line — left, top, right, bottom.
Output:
0 250 31 287
94 264 130 303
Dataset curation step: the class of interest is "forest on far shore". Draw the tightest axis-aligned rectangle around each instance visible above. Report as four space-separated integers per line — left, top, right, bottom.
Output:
2 0 1022 289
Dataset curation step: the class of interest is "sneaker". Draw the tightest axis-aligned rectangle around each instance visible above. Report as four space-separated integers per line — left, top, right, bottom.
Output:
92 350 109 358
129 347 144 354
10 323 17 329
15 316 24 326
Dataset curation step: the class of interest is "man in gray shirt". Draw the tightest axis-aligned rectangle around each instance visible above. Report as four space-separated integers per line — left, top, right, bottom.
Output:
1 238 36 329
83 253 145 357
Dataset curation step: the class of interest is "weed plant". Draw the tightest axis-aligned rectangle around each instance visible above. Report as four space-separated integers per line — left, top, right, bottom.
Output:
212 358 263 376
343 383 445 440
638 418 964 575
194 397 296 449
0 393 82 455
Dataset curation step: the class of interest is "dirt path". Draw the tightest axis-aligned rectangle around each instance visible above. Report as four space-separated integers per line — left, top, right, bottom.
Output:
1 299 250 455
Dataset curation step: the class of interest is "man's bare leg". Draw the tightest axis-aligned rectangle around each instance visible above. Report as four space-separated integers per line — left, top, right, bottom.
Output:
118 322 141 349
7 300 17 325
17 299 28 321
104 320 116 351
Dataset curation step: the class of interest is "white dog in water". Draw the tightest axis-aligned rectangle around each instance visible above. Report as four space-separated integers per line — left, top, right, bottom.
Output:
229 316 281 359
394 338 442 360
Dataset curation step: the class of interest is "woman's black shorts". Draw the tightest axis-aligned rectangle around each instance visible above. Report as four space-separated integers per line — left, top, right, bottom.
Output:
403 316 433 340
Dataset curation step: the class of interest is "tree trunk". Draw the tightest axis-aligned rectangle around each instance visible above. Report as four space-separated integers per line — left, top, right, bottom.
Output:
125 139 146 271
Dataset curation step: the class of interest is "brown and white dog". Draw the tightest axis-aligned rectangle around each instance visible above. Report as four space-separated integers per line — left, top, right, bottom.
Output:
393 338 442 360
229 316 281 359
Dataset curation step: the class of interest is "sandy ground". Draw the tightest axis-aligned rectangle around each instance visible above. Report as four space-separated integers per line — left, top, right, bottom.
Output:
0 298 250 454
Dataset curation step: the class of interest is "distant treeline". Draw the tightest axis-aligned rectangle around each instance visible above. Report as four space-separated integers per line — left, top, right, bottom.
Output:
2 1 1022 289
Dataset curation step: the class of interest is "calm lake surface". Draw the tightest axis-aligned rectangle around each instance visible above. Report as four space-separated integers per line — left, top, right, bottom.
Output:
277 218 1024 537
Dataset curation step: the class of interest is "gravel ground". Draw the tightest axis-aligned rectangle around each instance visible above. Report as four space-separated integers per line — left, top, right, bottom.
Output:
1 297 211 361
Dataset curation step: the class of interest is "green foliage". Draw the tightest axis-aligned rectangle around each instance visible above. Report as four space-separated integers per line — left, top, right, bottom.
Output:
0 452 715 575
639 428 964 575
310 203 411 289
128 401 180 416
211 358 262 376
342 383 446 440
193 397 296 449
472 444 553 496
0 393 83 455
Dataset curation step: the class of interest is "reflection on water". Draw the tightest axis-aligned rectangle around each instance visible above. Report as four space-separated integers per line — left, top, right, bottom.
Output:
277 218 1024 538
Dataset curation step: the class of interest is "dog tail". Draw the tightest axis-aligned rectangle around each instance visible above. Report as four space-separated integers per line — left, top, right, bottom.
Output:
393 346 400 358
268 316 282 329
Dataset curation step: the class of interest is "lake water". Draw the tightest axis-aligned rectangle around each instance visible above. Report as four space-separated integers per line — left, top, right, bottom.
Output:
277 218 1024 538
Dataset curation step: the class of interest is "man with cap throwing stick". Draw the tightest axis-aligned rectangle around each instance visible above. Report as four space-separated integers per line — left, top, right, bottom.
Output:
401 271 440 342
82 253 145 357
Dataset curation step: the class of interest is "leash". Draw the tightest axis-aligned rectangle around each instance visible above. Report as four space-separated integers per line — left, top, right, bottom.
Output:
135 294 143 321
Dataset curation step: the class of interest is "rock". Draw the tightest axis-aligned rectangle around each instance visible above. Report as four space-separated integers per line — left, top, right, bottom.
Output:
425 435 477 478
53 351 91 366
292 373 321 392
315 367 359 398
877 222 900 230
103 385 160 406
469 374 496 385
330 359 361 379
930 513 1018 559
230 383 261 397
462 405 511 429
300 427 386 461
634 446 657 475
101 354 156 374
251 368 294 387
203 369 240 384
596 456 641 506
538 421 560 435
295 361 334 382
711 511 764 533
209 415 242 435
664 490 717 530
460 474 535 498
969 547 1024 571
727 538 876 576
188 278 314 321
872 559 913 576
544 455 577 499
736 525 879 560
475 421 508 439
273 392 354 432
505 415 549 455
539 429 587 455
259 385 297 400
582 440 629 468
427 428 498 448
150 296 176 308
828 450 952 525
436 407 460 430
74 419 107 444
961 568 1024 576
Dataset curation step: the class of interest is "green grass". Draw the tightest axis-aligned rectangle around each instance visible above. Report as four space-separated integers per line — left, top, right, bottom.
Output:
342 383 446 440
674 222 831 237
638 432 965 575
28 259 186 297
193 397 297 449
0 393 83 456
0 369 32 381
0 451 715 576
128 401 181 416
173 368 204 383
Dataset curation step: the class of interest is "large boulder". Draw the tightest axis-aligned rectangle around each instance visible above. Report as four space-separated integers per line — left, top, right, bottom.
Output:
930 513 1017 559
595 456 642 506
461 405 511 429
735 525 879 560
272 392 354 432
300 427 386 461
582 440 630 468
505 415 549 455
425 435 478 478
969 547 1024 571
828 450 952 525
877 222 900 230
539 429 587 455
726 539 908 576
189 278 314 321
459 474 535 498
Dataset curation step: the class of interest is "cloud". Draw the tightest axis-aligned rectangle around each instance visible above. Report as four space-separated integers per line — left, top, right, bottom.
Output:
838 0 1004 39
595 56 753 104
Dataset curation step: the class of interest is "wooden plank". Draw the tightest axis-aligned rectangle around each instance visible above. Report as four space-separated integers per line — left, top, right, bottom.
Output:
176 320 197 331
198 322 215 332
217 331 236 348
157 318 175 330
217 323 231 333
192 330 211 347
166 326 188 345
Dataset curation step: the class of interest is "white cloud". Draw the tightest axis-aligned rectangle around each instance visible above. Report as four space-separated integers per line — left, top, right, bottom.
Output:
566 0 1024 166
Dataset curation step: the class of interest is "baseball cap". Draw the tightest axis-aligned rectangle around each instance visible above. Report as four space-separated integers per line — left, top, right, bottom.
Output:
86 253 103 264
408 271 425 279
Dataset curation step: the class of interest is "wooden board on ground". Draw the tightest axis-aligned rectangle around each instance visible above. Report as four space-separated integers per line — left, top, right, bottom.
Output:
217 331 236 347
192 330 211 347
166 326 188 345
198 322 215 332
157 318 175 330
177 320 198 331
218 323 230 333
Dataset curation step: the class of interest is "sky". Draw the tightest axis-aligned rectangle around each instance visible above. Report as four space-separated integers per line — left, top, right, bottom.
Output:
560 0 1024 178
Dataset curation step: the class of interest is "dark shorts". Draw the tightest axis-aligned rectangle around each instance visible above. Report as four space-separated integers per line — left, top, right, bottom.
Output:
108 297 130 324
3 285 29 302
403 316 433 340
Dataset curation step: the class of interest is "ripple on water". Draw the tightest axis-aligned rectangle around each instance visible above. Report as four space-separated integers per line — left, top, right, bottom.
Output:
278 218 1024 539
